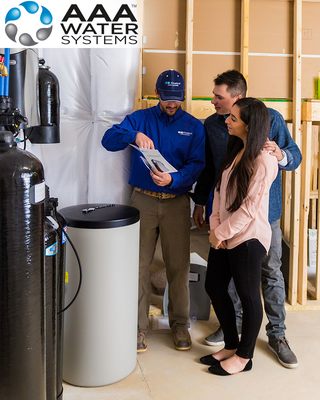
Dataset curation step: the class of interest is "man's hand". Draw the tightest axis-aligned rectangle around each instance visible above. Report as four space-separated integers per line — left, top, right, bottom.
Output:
193 205 205 228
150 169 172 187
135 132 154 149
264 139 283 161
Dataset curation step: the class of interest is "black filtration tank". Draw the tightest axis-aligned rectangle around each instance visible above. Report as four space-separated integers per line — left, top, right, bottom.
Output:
29 60 60 144
44 217 58 400
0 130 46 400
44 198 66 400
56 215 66 400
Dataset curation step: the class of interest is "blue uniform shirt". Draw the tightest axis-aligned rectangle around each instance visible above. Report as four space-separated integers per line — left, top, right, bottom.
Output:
102 104 205 195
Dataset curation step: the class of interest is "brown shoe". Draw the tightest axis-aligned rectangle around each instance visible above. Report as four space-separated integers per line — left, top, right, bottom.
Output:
137 331 147 353
172 325 192 351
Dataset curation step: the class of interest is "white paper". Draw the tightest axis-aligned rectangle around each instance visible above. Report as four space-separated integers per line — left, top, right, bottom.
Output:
130 144 177 173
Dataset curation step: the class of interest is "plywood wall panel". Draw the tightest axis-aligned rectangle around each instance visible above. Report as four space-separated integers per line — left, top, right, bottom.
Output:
193 0 241 52
302 2 320 54
142 53 186 96
302 59 320 98
250 0 293 54
141 0 320 99
192 55 240 97
143 0 186 50
249 57 293 98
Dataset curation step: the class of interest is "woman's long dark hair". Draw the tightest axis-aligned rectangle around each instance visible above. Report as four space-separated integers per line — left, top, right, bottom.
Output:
216 97 270 212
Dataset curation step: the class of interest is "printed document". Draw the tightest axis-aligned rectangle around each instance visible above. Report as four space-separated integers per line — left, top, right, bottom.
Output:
130 144 177 173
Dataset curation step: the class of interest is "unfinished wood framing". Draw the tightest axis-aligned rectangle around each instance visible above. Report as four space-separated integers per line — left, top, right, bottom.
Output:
185 0 194 113
134 0 144 111
288 0 303 305
310 129 318 229
139 0 320 309
282 169 292 243
316 136 320 300
289 101 320 307
240 0 250 84
298 120 312 304
142 0 320 98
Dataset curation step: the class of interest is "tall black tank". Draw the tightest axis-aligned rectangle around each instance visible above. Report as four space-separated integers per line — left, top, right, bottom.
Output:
44 216 58 400
44 193 66 400
56 214 66 400
0 130 46 400
29 58 60 144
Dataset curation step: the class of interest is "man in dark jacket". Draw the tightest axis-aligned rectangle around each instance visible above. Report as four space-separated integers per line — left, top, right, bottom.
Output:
192 70 302 368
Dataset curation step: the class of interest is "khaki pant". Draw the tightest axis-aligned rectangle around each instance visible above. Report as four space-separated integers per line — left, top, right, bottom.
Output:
131 190 191 331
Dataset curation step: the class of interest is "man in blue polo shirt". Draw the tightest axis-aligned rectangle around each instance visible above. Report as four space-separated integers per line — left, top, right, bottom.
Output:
192 70 302 369
102 70 205 353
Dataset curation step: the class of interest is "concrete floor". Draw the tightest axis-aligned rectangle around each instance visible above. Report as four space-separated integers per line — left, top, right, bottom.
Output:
63 227 320 400
64 309 320 400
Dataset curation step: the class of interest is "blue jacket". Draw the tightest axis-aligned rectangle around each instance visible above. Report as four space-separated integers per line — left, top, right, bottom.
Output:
192 108 302 223
101 104 205 195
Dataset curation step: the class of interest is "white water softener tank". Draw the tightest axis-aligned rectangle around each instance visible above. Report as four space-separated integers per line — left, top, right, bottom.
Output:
59 204 140 387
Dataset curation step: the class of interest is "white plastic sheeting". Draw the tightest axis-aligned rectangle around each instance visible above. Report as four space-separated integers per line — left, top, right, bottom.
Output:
30 48 140 209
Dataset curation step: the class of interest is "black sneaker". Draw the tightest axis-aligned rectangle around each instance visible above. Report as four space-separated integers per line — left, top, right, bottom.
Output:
268 337 298 369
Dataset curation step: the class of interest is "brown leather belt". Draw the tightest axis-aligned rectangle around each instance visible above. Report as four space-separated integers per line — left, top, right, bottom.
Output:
134 187 176 200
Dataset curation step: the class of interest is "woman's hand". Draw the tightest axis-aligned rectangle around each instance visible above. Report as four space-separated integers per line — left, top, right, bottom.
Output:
209 229 225 249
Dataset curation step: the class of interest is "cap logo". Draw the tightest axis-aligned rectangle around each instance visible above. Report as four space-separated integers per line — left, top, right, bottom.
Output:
164 81 181 87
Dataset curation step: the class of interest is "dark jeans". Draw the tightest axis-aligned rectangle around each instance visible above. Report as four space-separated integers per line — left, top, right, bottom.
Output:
205 239 266 359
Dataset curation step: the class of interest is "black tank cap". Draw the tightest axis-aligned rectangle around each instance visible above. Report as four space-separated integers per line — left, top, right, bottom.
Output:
59 203 140 229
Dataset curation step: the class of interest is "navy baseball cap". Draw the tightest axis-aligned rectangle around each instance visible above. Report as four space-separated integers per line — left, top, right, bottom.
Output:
156 69 185 102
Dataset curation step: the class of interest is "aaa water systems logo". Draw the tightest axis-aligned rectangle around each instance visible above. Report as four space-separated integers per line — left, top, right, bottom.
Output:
2 1 140 48
5 1 53 46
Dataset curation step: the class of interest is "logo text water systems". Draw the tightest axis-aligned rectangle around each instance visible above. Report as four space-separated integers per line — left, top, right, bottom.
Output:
1 0 140 48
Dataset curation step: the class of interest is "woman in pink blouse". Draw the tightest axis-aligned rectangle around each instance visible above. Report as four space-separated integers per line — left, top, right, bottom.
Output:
200 97 278 375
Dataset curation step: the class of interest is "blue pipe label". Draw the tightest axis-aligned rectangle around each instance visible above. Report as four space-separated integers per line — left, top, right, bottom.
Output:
62 228 67 244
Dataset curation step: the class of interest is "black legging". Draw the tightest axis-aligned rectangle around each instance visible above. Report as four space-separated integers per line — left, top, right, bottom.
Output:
205 239 266 359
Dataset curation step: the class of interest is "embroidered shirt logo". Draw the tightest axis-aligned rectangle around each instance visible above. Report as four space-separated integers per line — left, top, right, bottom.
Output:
178 130 193 136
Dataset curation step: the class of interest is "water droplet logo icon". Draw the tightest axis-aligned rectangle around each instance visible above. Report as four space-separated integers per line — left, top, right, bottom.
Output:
40 6 52 25
5 8 21 23
20 1 39 14
4 2 53 46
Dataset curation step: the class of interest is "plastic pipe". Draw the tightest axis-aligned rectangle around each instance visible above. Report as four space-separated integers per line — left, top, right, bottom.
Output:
4 48 10 96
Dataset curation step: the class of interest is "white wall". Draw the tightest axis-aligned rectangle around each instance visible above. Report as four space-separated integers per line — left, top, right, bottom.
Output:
30 48 140 209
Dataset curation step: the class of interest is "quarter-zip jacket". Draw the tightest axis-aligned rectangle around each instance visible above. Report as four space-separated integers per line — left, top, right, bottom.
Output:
101 104 205 195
